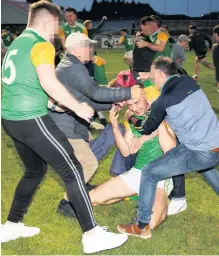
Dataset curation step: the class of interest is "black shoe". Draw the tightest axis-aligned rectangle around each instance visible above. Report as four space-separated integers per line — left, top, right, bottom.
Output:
57 199 77 219
86 183 97 191
100 118 108 127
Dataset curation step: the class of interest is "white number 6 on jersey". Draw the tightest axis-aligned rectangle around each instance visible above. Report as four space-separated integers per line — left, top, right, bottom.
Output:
2 49 18 85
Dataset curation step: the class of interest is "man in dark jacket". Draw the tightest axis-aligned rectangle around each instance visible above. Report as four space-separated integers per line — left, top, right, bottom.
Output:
49 32 143 217
189 25 214 80
117 56 219 238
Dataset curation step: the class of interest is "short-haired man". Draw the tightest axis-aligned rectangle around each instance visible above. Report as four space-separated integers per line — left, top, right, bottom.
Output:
50 33 143 217
171 34 190 74
212 25 219 92
113 28 134 67
117 56 219 238
58 7 88 49
189 25 214 80
1 1 129 253
84 16 107 39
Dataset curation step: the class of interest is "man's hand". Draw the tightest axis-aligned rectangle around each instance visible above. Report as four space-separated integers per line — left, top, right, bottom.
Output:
74 102 94 123
131 85 145 99
136 40 148 48
137 72 151 81
124 109 133 121
102 16 107 20
109 106 119 129
113 101 126 110
136 31 141 37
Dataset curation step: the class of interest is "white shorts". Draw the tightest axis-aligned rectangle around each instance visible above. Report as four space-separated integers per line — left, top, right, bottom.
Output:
120 167 173 196
124 50 133 59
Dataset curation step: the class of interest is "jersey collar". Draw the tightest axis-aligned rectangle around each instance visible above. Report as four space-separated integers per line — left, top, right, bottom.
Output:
26 28 48 42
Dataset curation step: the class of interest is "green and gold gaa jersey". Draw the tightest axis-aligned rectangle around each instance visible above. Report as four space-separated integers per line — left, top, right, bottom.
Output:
93 56 108 85
1 29 55 121
120 34 134 52
148 30 171 58
58 22 88 39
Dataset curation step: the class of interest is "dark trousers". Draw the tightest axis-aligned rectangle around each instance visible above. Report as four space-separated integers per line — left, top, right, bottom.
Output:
90 124 186 198
2 115 97 232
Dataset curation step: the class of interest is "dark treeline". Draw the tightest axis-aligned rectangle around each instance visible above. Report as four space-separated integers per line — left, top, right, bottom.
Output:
26 0 219 20
78 0 157 20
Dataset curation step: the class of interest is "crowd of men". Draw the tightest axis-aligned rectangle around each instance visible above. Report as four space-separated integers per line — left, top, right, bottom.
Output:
1 0 219 254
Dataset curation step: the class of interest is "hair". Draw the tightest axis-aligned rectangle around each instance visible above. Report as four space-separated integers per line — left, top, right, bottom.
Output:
121 28 127 33
151 15 162 27
152 56 178 76
161 25 169 31
213 25 219 36
84 20 92 28
28 0 61 25
189 25 197 30
65 7 77 15
140 16 154 25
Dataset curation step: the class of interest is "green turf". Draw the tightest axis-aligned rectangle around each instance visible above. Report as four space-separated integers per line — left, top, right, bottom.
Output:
1 50 219 255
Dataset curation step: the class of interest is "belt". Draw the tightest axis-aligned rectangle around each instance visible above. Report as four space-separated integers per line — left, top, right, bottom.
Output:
211 148 219 152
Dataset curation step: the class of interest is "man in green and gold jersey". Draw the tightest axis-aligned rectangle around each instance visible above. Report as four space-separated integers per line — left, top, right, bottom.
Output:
58 7 88 50
1 1 129 253
113 29 134 67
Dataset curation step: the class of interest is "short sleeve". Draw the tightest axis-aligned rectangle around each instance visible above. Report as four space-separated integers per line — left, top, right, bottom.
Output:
157 32 168 44
58 26 65 39
83 27 88 36
120 36 125 44
31 42 55 67
95 56 104 66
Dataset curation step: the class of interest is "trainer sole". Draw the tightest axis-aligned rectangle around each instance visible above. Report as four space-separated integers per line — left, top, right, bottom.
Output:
117 225 152 239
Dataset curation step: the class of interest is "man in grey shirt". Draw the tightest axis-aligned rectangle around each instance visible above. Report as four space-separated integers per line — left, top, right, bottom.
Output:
49 32 143 217
171 34 190 71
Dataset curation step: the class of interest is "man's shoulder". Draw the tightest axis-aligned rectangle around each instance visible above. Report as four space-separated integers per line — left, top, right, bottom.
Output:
77 22 85 29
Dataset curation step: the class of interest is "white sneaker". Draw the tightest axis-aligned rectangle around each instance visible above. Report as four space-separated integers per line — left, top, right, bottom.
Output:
168 198 187 216
1 221 40 243
82 226 128 254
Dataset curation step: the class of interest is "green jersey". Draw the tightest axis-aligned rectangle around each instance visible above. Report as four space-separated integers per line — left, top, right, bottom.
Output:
1 29 50 121
93 56 108 85
120 34 134 52
2 32 14 47
128 112 163 169
60 22 87 38
148 30 171 58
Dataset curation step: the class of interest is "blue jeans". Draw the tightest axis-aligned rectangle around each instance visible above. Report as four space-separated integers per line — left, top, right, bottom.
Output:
137 143 219 224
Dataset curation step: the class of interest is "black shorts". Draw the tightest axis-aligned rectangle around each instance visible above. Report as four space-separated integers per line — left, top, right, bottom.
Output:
196 51 207 60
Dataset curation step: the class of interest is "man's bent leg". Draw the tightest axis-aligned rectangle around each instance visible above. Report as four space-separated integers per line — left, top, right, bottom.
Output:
199 168 219 195
138 144 219 225
68 139 98 183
